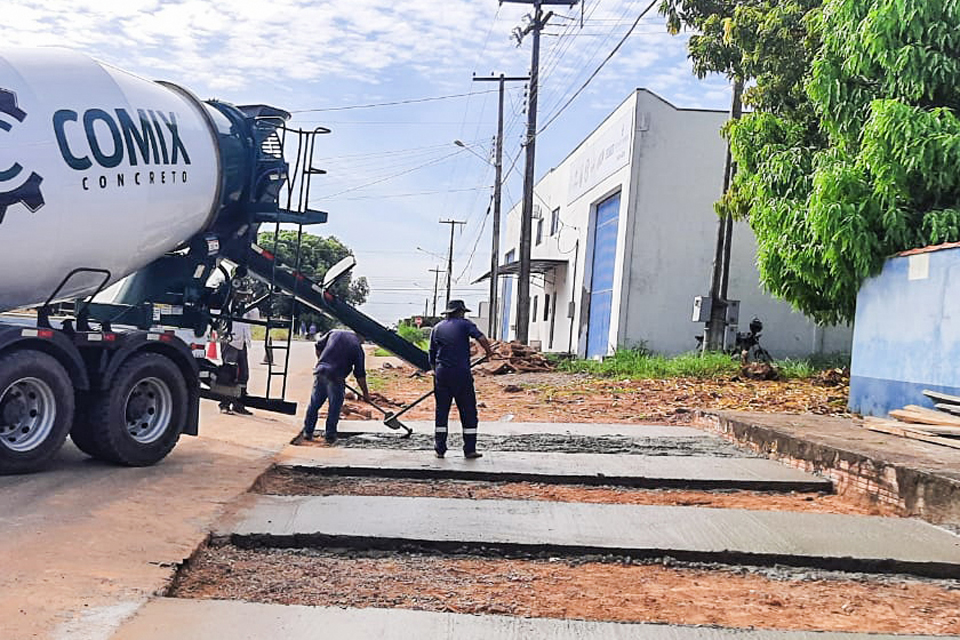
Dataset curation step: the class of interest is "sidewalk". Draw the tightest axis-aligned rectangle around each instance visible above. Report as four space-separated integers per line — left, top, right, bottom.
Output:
696 411 960 529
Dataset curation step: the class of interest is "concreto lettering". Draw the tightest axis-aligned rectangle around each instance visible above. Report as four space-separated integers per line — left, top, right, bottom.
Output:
53 108 192 171
81 170 189 191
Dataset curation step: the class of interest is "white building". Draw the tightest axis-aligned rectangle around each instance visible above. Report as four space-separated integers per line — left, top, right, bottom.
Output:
490 89 851 358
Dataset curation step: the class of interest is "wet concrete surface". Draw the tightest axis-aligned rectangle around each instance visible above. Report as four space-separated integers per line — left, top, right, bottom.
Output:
338 420 709 438
111 598 959 640
220 494 960 578
277 447 831 491
326 431 754 457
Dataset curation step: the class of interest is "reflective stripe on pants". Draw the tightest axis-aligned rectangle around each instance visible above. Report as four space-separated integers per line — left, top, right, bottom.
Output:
434 366 479 454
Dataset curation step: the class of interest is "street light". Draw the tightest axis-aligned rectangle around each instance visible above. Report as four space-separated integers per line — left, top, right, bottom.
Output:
454 139 493 166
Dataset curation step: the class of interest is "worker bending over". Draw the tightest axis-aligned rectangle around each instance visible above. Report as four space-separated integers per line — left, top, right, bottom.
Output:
301 329 369 444
429 300 494 459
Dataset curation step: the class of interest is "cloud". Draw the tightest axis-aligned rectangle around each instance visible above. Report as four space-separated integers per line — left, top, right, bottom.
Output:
1 0 731 320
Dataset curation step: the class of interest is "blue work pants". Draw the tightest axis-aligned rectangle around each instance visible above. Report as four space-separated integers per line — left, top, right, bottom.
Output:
434 367 478 455
303 372 346 441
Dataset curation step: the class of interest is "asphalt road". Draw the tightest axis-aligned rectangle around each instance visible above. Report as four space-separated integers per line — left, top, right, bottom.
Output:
0 341 318 640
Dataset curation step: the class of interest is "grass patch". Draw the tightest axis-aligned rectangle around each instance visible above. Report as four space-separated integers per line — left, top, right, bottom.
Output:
250 326 293 341
775 352 850 378
374 340 428 358
374 322 429 357
559 348 849 380
364 371 387 392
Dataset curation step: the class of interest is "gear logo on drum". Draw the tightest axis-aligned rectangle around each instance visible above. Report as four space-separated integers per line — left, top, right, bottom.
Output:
0 88 45 226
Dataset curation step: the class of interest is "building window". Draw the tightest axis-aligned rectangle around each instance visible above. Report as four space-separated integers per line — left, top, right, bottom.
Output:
550 207 560 236
544 294 550 321
536 218 544 245
532 295 539 323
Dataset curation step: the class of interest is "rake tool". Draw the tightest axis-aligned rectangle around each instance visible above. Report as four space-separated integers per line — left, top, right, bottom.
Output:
344 383 414 438
348 355 491 439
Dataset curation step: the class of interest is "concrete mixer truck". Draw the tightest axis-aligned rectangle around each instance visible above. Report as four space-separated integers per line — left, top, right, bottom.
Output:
0 47 430 474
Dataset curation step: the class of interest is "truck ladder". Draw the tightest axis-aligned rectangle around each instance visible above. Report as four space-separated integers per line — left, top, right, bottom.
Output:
246 119 332 406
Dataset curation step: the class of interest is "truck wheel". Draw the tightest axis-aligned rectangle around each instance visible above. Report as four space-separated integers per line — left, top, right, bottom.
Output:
0 350 75 474
69 395 107 460
84 353 187 466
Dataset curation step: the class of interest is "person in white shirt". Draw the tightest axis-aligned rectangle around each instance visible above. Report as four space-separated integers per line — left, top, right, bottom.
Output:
219 290 255 415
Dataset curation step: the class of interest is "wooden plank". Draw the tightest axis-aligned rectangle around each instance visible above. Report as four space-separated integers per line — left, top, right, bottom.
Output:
923 389 960 406
935 403 960 417
864 421 960 450
903 405 960 427
902 424 960 436
865 416 960 437
889 408 960 428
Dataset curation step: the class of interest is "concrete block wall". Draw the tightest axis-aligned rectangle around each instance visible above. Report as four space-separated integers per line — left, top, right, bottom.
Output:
850 244 960 417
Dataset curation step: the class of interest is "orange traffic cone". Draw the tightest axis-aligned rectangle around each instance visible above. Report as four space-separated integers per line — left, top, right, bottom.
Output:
206 331 219 360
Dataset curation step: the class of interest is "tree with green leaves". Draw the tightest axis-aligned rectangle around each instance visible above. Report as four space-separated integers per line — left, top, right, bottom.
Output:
728 0 960 324
665 0 960 325
254 230 369 334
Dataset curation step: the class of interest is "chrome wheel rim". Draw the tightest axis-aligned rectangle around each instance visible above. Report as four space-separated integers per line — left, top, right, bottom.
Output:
125 377 173 444
0 377 57 453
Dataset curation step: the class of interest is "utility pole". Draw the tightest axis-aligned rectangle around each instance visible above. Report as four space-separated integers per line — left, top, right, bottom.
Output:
703 78 744 352
439 219 466 306
429 267 444 316
505 0 578 344
472 73 528 338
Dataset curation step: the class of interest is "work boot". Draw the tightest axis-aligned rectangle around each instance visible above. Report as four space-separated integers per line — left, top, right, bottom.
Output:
434 429 448 458
464 451 483 459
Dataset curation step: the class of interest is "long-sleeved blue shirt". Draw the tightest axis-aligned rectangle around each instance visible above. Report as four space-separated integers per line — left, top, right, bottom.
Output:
429 317 483 371
314 330 366 380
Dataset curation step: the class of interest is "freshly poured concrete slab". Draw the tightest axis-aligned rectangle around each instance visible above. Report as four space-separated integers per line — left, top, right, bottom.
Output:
222 495 960 578
338 420 708 437
112 599 959 640
278 448 832 491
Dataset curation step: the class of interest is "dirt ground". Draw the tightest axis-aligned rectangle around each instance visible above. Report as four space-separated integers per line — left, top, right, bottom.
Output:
343 366 851 425
178 352 953 635
254 470 900 517
172 546 960 635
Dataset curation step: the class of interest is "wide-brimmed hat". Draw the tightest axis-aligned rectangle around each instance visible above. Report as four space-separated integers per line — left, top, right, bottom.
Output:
443 299 471 315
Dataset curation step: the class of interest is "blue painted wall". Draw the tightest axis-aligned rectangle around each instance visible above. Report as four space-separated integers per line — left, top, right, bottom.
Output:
850 246 960 416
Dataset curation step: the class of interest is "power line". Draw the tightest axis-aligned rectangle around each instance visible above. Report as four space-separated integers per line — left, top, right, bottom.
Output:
457 200 492 282
290 89 500 113
317 149 463 199
313 141 471 161
538 0 656 135
538 0 630 121
334 187 488 201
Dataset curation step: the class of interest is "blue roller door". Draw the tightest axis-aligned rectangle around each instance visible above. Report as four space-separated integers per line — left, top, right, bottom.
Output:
501 250 515 341
586 193 620 358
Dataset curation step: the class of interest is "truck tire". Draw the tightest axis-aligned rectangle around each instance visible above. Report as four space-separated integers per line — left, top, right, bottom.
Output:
81 353 187 466
69 395 107 460
0 350 75 474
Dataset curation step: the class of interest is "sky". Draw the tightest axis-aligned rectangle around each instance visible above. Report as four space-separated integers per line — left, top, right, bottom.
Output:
1 0 731 322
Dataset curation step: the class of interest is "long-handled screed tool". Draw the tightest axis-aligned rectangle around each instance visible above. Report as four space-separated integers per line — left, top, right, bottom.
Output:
371 355 491 434
344 383 414 438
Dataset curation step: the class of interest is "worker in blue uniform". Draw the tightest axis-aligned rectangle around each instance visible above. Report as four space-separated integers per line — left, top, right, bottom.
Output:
429 300 494 459
300 329 369 444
